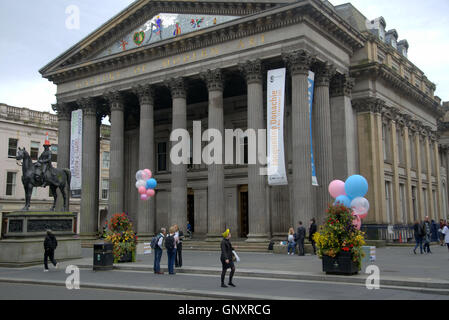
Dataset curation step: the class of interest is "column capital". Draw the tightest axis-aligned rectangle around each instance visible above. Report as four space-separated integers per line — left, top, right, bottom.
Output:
166 77 187 99
330 73 354 98
352 97 385 114
77 97 97 117
282 50 315 76
314 62 336 87
52 102 72 121
104 91 125 112
133 84 156 105
239 59 263 84
200 69 223 92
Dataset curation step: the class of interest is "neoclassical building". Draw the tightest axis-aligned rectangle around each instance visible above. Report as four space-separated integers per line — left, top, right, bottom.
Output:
41 0 447 242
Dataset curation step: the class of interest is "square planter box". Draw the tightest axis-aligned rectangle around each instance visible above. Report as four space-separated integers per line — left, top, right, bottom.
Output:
322 252 359 275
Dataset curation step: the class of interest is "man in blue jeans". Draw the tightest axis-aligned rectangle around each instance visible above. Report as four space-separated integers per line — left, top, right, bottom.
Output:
154 228 166 274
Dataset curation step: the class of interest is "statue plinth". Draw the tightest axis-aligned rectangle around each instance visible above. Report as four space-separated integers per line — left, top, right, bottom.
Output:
0 212 82 267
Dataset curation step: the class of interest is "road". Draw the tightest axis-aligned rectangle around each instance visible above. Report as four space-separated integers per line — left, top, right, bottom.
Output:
0 267 447 300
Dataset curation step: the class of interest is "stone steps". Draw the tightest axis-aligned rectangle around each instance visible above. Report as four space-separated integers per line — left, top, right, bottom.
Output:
182 240 271 252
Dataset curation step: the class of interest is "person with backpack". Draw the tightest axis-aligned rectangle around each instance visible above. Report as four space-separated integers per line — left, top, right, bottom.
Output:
165 226 178 275
43 229 58 272
413 220 424 255
152 228 166 274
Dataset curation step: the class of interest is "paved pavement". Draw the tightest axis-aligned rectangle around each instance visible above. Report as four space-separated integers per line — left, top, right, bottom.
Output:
0 244 448 299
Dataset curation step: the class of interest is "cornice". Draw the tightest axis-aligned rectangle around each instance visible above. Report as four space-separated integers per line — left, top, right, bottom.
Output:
42 0 365 85
350 62 443 117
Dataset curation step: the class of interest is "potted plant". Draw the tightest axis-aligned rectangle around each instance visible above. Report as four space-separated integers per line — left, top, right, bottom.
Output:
104 213 138 263
313 204 366 275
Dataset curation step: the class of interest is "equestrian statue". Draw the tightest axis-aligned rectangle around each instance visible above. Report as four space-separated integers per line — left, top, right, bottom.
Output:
16 134 71 211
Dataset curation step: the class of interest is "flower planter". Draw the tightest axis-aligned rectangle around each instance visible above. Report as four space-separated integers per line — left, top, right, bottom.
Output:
322 252 360 275
117 251 133 263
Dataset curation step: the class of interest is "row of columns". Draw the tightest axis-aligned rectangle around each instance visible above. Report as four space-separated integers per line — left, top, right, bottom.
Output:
54 49 345 240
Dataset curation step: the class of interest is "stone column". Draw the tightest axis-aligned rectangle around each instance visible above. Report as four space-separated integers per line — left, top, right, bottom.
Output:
105 91 125 217
283 50 315 227
77 97 99 239
53 102 72 211
353 98 387 225
239 59 269 242
424 130 434 219
414 123 424 219
201 69 225 241
330 74 356 180
134 85 156 238
403 116 414 225
433 136 442 221
313 62 336 222
168 77 188 231
387 109 401 225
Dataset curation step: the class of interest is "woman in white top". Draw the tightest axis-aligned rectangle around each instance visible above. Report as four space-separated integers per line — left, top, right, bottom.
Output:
287 228 296 255
442 225 449 251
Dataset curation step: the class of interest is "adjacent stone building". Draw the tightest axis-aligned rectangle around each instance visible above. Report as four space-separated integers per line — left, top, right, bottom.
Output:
40 0 447 242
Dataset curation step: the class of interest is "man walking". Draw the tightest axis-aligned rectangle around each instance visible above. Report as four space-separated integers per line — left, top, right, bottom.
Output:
309 218 318 255
296 221 306 256
153 228 166 275
174 224 184 268
413 220 424 255
423 216 432 254
44 230 58 272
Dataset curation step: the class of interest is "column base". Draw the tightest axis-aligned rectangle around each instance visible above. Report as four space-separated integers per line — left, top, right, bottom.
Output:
246 233 271 243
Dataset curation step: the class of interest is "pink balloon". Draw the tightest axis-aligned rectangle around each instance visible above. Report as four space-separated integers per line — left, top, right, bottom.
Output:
146 189 155 197
144 169 152 179
328 180 346 199
357 212 369 220
140 194 149 201
138 186 147 195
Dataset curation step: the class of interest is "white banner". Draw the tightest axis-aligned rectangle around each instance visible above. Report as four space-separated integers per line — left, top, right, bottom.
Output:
70 109 83 197
267 68 288 186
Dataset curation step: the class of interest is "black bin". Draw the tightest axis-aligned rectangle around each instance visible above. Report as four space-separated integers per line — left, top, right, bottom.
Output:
93 242 114 271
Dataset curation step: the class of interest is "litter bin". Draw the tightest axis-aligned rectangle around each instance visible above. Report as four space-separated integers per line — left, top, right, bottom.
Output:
93 242 114 271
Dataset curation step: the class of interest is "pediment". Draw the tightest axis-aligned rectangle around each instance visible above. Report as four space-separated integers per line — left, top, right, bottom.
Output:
40 0 288 75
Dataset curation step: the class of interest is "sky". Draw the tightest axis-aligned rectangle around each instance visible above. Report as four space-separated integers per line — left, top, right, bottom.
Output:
0 0 448 114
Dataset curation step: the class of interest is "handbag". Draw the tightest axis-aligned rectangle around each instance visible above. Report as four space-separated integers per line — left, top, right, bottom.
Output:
232 250 240 263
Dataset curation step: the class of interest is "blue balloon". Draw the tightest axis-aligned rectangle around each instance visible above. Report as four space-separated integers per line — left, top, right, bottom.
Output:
345 175 368 199
146 178 157 190
335 195 352 208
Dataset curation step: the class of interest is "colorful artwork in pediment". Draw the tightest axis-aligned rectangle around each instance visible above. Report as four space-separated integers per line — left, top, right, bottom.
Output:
95 13 240 59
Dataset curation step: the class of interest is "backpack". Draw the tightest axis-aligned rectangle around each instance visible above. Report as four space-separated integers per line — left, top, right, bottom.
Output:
150 234 161 249
165 234 175 250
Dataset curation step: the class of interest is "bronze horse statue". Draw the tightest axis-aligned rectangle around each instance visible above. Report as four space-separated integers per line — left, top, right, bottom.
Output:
16 147 71 211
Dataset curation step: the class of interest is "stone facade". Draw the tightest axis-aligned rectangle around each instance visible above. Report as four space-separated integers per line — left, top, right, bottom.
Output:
40 0 447 242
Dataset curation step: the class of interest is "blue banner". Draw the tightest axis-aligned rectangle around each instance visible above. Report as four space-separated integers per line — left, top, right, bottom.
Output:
308 72 318 186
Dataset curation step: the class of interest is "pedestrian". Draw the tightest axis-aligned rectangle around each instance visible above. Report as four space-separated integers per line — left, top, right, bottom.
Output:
442 223 449 252
153 228 166 275
431 219 439 243
287 228 296 255
220 229 236 288
186 221 192 239
174 224 184 268
43 229 58 272
296 221 306 256
413 220 424 255
439 220 446 246
423 216 432 254
309 218 318 255
165 226 178 275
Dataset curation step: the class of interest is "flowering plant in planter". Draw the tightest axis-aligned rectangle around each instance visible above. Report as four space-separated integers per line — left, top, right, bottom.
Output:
313 204 366 269
104 213 138 263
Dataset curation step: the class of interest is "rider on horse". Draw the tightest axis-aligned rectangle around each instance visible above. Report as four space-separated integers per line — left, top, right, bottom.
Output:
36 133 57 187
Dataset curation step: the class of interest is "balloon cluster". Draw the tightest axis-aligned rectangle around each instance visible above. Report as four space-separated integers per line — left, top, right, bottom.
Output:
328 175 370 230
135 169 157 201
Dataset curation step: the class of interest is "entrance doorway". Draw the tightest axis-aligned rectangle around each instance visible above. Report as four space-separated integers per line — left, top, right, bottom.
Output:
239 185 249 238
187 189 194 233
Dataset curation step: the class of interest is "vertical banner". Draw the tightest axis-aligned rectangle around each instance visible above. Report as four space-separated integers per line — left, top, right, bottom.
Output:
70 109 83 198
308 71 318 186
267 68 288 186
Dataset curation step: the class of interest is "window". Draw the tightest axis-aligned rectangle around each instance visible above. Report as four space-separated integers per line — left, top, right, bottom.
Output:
51 145 58 163
30 142 40 161
382 124 387 161
430 143 436 175
101 179 109 200
410 133 416 169
399 184 407 225
8 138 18 158
102 152 110 169
412 186 418 222
433 190 438 220
157 142 167 172
397 129 404 166
382 123 391 162
6 172 17 196
420 139 426 173
385 181 393 224
422 188 428 217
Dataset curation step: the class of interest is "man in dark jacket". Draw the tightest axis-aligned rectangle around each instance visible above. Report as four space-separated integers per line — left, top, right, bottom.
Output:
296 221 306 256
44 230 58 272
413 220 424 255
309 218 318 255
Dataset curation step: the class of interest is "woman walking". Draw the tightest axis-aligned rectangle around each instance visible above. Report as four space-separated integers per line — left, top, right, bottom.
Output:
413 220 424 255
220 229 236 288
287 228 296 255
